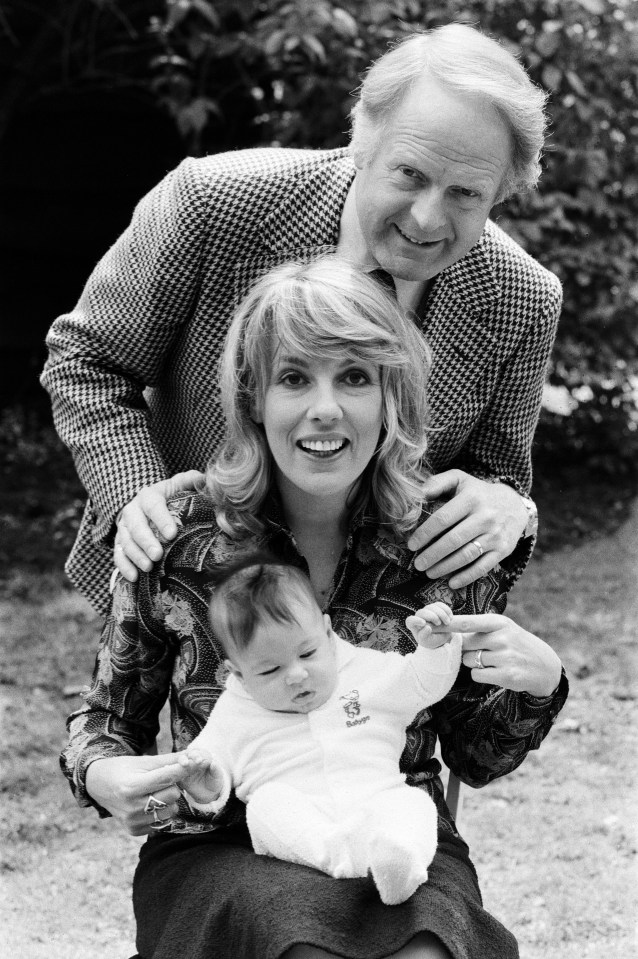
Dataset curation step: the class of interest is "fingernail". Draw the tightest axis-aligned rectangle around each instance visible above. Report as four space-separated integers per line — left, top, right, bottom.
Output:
149 546 163 560
163 525 176 537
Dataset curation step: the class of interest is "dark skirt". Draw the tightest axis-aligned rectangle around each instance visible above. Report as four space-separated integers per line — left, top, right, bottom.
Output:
133 823 518 959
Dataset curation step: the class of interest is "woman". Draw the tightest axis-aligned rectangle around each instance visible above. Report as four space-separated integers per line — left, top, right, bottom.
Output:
62 257 567 959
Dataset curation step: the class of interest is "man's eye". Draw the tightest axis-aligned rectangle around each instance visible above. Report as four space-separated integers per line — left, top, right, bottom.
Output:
399 166 420 180
453 187 480 199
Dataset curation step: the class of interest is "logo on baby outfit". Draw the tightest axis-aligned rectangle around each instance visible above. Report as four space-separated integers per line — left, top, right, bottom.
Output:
340 690 370 728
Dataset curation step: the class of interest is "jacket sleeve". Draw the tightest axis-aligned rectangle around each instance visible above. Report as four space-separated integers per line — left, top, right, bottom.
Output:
451 271 562 582
452 270 562 496
60 570 176 815
40 158 214 543
432 665 569 788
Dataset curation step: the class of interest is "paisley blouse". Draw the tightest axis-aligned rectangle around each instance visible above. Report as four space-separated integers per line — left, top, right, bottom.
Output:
61 491 568 836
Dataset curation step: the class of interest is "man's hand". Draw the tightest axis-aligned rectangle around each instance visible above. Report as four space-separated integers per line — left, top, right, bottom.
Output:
114 470 204 581
407 470 529 588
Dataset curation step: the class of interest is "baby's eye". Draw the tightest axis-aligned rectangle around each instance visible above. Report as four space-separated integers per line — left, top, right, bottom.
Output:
258 665 279 676
300 649 316 659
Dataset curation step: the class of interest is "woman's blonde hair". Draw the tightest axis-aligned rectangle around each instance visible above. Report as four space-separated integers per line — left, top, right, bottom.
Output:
206 256 432 538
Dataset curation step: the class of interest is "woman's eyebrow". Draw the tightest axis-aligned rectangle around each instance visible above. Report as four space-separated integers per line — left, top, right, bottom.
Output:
276 354 309 367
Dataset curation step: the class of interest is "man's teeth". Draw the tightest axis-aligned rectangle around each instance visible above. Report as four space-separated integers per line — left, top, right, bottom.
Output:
300 439 346 452
398 227 437 246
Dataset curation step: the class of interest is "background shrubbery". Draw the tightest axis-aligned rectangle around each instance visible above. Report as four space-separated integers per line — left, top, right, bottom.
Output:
1 0 636 490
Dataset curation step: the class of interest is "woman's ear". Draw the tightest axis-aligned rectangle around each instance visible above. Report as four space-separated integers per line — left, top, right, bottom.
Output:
249 398 263 424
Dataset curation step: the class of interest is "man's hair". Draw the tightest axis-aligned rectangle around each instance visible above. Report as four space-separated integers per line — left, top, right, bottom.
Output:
350 23 549 201
209 553 319 657
206 255 431 538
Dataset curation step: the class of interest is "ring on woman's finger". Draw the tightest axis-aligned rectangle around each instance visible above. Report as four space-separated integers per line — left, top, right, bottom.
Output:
474 649 485 669
470 539 484 558
144 795 168 815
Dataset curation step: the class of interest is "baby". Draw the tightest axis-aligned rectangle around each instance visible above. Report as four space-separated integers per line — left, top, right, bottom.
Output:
177 553 462 905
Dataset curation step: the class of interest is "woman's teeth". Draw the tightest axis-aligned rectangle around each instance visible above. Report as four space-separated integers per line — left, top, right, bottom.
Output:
299 439 346 453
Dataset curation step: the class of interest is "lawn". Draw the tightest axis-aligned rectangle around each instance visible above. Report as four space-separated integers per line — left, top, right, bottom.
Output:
1 416 636 958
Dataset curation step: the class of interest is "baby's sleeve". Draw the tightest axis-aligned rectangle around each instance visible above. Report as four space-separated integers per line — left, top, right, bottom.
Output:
405 634 463 709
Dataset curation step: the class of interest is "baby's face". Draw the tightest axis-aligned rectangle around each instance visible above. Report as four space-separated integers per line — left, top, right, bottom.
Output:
228 599 338 713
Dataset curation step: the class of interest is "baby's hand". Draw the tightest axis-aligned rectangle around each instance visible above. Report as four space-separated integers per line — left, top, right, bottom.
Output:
406 602 453 649
176 747 225 804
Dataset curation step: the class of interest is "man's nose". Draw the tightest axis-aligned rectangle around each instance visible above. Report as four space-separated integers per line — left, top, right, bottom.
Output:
410 187 447 233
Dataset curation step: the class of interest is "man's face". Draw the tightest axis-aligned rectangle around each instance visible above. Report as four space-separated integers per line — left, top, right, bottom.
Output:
227 598 338 714
353 75 512 281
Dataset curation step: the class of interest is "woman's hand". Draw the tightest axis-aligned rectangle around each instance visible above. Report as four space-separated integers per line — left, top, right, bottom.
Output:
433 613 562 698
114 471 204 581
85 753 187 836
407 470 530 588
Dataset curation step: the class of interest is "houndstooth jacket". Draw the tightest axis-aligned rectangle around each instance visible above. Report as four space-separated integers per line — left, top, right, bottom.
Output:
41 147 562 613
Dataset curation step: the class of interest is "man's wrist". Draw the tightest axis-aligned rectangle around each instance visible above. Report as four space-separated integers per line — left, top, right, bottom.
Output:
518 493 538 538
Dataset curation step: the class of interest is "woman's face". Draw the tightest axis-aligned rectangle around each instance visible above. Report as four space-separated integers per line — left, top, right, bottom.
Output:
254 349 384 511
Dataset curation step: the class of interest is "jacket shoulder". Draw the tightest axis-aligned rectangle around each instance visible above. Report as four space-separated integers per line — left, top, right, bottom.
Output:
482 219 562 299
175 147 352 195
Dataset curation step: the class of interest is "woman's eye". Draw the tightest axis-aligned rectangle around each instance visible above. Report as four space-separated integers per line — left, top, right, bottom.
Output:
300 649 316 659
343 369 371 387
279 371 305 387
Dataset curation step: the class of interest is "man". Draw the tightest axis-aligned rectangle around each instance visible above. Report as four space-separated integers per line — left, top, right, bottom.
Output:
42 23 561 614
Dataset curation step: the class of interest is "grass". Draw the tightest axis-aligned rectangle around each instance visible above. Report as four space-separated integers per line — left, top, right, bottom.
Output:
1 412 637 957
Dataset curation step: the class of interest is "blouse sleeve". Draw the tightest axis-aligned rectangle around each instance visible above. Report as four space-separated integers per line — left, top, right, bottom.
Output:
432 665 569 787
60 569 175 815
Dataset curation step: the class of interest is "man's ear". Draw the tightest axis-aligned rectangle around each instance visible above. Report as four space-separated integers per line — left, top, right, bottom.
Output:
225 658 244 683
352 146 366 171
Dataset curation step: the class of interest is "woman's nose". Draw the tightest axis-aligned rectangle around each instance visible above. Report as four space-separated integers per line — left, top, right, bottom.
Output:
285 663 309 685
307 383 343 422
411 187 447 233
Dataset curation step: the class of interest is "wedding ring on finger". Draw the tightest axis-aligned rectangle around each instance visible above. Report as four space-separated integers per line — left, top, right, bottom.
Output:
144 795 168 816
474 649 485 669
471 539 484 558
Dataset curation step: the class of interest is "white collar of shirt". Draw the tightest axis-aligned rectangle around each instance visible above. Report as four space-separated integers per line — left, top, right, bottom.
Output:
336 178 427 314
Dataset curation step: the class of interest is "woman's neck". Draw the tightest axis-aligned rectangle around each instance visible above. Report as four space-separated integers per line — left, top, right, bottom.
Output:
279 485 350 607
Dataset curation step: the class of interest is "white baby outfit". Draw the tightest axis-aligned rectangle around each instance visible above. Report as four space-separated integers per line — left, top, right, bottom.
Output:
187 634 462 904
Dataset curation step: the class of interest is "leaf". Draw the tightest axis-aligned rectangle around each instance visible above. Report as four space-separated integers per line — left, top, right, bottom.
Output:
542 64 563 91
566 70 588 98
573 0 608 13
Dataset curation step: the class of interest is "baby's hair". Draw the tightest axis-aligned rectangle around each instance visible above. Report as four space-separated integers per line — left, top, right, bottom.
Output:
209 552 319 657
